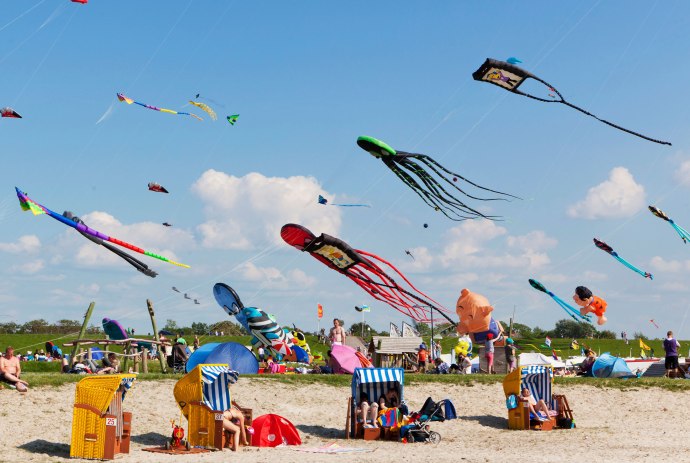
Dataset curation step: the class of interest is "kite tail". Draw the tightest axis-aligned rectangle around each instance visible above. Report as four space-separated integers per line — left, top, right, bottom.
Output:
560 100 671 146
613 255 653 279
670 221 690 244
415 154 521 200
357 249 450 316
550 293 592 323
349 268 426 320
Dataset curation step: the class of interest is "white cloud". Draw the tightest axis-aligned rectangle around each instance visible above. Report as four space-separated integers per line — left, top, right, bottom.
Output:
567 167 645 219
674 159 690 187
649 256 688 273
12 259 45 274
440 220 507 266
234 261 317 289
507 231 557 252
0 235 41 254
192 170 341 249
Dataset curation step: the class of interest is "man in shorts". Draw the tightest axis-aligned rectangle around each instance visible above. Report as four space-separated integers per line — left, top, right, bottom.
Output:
329 319 346 346
0 346 29 392
663 330 681 377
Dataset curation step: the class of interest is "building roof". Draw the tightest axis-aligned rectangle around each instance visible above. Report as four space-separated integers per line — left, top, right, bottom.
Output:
371 336 423 354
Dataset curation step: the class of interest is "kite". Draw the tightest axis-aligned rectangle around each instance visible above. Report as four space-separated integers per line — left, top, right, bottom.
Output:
16 187 190 270
194 299 200 305
405 250 415 260
148 182 169 193
162 222 172 227
63 211 157 278
71 0 88 3
573 286 608 325
117 93 202 121
650 319 659 329
506 57 522 64
356 135 518 221
226 114 239 125
423 223 428 228
317 195 370 208
281 223 455 323
593 238 652 279
529 279 592 324
472 58 672 146
184 293 191 299
189 101 217 121
649 206 690 243
172 287 180 292
1 107 21 118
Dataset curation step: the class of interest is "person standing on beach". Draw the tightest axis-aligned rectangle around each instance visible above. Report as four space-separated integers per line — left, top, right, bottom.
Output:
663 330 681 377
329 319 346 346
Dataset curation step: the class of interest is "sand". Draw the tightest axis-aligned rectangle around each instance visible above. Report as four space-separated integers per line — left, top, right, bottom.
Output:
0 378 688 463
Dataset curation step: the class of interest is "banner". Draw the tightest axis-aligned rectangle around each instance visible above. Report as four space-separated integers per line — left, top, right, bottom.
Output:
317 303 323 319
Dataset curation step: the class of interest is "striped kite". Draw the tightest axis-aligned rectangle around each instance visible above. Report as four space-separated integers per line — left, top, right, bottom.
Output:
16 187 189 273
117 93 202 121
357 135 518 221
593 238 652 280
472 58 671 146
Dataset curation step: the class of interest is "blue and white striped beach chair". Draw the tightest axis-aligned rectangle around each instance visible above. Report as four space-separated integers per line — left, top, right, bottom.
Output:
348 368 404 439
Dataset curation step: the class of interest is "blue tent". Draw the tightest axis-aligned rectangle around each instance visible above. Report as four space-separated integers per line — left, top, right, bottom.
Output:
292 345 309 363
203 342 259 374
90 347 105 361
185 343 221 373
592 353 636 379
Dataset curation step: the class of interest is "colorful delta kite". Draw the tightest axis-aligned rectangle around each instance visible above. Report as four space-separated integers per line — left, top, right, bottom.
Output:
117 93 202 121
148 182 169 193
472 58 671 146
16 187 190 272
317 195 370 208
650 319 659 329
280 223 455 323
649 206 690 244
1 107 21 118
226 114 239 125
593 238 652 280
213 283 296 361
189 101 217 121
357 136 517 221
529 279 592 324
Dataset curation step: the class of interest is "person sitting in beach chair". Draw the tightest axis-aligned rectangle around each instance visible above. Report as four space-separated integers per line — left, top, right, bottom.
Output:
521 388 555 421
356 392 379 427
0 346 29 392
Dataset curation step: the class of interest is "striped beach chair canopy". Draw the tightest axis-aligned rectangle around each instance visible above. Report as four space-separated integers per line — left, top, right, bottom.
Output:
520 365 553 404
351 367 404 407
201 365 239 412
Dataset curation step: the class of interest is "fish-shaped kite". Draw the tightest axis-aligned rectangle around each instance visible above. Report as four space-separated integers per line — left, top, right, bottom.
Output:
1 107 22 118
281 223 455 324
529 279 592 323
317 195 370 208
117 93 202 121
357 135 518 221
16 187 190 270
472 58 671 146
593 238 652 279
649 205 690 244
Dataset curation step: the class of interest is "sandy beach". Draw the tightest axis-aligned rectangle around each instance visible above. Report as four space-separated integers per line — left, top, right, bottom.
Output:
1 378 688 463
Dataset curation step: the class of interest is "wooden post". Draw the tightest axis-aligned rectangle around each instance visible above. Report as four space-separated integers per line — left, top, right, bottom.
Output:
70 301 95 367
133 352 140 373
142 348 149 374
147 299 167 373
122 342 130 373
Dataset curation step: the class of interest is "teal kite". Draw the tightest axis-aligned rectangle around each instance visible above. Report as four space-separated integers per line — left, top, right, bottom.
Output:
529 279 592 324
593 238 652 280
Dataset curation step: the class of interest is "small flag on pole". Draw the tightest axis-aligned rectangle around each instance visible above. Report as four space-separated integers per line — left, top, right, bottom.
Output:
317 303 323 319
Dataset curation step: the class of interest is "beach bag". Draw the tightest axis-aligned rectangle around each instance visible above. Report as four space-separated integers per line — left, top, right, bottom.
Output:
557 417 575 429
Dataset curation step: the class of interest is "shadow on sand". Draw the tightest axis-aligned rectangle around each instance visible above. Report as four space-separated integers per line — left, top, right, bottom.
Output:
18 440 70 458
296 424 345 439
460 414 506 429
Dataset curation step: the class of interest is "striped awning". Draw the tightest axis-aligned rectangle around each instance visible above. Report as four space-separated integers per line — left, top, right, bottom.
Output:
201 365 239 412
351 368 404 406
520 365 552 404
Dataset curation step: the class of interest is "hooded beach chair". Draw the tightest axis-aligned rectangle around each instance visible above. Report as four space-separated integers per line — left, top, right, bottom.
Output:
347 367 404 440
173 364 252 450
503 365 573 431
70 374 136 460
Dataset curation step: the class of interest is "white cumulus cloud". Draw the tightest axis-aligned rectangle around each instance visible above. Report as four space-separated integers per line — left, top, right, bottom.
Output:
674 159 690 187
0 235 41 254
567 167 645 219
192 170 341 249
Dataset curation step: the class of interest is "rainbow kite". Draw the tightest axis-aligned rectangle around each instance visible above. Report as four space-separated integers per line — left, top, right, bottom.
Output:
117 93 202 121
15 187 190 269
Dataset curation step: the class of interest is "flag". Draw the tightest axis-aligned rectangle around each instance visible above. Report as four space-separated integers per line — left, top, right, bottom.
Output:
552 349 559 361
361 304 370 313
639 339 651 351
317 303 323 319
545 336 551 348
580 347 585 357
570 339 579 350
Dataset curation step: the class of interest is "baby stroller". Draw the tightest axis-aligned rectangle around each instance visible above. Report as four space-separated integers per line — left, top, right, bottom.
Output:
401 397 446 444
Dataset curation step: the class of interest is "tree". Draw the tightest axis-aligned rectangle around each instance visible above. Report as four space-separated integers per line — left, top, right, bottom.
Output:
349 322 377 340
0 322 19 334
593 330 616 339
21 319 50 334
163 319 179 332
508 322 533 338
633 331 647 340
191 322 210 335
553 319 596 339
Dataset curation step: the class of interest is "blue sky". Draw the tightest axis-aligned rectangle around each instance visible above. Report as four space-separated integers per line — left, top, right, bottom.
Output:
2 1 690 340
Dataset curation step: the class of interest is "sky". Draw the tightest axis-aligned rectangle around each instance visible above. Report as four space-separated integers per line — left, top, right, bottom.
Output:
2 1 690 340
